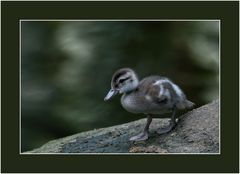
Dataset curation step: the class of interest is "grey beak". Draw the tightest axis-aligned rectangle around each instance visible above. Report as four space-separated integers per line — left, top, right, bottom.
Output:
104 89 118 101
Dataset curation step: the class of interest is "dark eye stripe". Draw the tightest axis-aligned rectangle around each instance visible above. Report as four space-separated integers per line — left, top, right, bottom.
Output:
119 76 131 83
113 71 128 83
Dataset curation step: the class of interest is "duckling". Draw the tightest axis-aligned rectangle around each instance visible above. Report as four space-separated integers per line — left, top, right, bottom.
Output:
104 68 194 141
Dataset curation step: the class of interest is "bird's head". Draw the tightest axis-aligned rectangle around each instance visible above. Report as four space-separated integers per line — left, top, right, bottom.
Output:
104 68 139 101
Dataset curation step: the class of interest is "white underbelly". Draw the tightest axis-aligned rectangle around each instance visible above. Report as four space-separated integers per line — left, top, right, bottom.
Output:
121 95 143 114
121 94 172 115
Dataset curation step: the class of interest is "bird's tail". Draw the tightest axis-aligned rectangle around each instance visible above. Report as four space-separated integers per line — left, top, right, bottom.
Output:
176 100 195 110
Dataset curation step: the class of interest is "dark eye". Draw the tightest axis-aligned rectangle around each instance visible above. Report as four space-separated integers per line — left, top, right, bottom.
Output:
118 76 131 84
119 79 125 83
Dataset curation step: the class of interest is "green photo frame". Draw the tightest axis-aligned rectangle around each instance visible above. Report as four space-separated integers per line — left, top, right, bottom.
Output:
1 1 239 173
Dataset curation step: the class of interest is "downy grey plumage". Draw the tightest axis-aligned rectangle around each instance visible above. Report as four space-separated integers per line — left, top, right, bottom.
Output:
104 68 194 141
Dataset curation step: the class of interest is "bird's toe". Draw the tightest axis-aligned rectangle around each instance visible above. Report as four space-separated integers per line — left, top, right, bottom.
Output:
129 132 149 141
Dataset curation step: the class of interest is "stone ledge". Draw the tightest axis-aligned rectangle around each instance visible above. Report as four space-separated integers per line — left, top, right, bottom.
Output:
26 100 219 154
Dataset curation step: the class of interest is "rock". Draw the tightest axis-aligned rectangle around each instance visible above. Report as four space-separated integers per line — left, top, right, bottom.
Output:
25 100 219 154
129 145 168 153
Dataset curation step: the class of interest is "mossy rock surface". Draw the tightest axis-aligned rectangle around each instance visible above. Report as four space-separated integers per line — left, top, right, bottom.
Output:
26 100 219 154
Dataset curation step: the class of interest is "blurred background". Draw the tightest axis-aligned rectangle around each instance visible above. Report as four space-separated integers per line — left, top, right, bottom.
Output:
21 21 219 152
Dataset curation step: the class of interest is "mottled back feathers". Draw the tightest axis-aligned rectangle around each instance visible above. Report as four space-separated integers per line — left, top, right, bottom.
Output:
106 68 194 115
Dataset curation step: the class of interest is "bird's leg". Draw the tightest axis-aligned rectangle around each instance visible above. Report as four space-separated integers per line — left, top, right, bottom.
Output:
129 115 152 141
157 106 177 135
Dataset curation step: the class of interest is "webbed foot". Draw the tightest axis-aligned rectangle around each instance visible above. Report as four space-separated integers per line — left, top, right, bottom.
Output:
157 106 177 135
129 132 149 141
156 123 175 135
